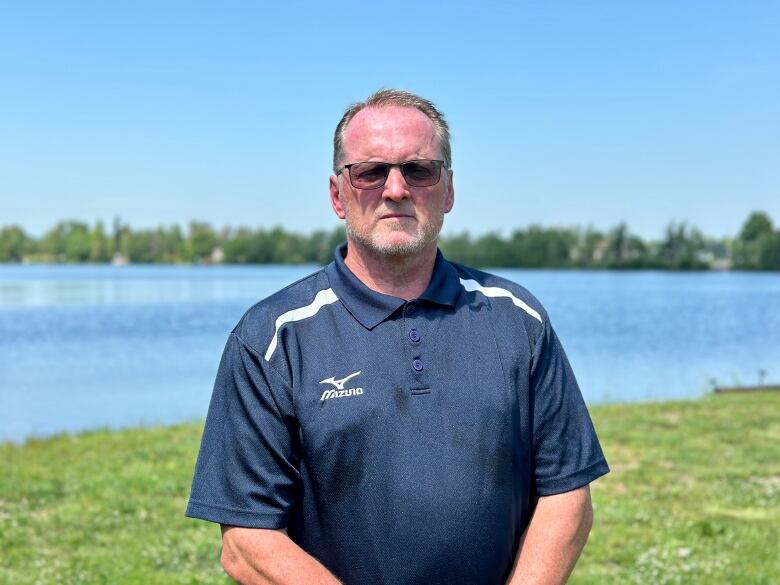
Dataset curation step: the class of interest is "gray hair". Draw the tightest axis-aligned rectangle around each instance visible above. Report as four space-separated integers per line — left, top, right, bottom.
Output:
332 88 451 173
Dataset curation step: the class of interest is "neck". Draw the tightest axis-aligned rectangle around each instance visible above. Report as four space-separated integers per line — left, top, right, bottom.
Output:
343 240 438 301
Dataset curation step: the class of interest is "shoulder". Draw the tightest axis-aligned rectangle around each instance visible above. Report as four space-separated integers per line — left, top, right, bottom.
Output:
449 261 549 334
231 267 336 359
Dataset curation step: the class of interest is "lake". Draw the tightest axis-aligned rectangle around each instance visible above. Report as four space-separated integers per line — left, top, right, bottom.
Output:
1 264 779 443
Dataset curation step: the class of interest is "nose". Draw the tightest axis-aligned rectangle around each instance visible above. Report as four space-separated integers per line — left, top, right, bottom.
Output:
382 166 409 201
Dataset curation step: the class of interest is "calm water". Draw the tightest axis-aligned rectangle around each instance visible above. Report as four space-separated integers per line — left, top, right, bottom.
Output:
1 264 779 443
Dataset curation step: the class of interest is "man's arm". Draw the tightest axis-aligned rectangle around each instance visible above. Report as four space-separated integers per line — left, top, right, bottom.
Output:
220 526 342 585
505 485 594 585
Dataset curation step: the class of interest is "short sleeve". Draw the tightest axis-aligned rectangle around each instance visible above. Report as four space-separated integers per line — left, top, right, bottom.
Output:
185 332 300 528
530 320 609 496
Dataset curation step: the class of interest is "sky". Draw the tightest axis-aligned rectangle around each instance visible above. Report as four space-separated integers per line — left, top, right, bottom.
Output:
1 1 778 240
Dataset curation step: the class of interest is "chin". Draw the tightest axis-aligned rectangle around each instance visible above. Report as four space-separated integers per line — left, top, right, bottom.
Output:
349 226 435 258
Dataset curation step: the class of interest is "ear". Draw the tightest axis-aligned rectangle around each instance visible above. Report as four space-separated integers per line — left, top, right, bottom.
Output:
443 169 454 214
330 175 347 219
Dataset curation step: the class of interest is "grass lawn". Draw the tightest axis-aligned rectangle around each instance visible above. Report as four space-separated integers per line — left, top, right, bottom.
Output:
2 391 778 584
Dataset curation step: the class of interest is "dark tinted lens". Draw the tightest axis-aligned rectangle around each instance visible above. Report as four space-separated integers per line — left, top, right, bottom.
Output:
402 160 441 186
349 162 390 189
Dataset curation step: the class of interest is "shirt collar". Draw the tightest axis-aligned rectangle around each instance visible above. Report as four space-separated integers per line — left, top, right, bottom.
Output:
325 242 461 330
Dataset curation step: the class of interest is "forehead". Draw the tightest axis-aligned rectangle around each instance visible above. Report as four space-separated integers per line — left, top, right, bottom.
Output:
342 105 440 162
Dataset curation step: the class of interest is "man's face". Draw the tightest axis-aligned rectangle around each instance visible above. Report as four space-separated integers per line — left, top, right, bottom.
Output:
329 106 454 259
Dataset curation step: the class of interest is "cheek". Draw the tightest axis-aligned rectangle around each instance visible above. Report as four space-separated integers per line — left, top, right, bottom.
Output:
342 194 375 221
423 191 449 215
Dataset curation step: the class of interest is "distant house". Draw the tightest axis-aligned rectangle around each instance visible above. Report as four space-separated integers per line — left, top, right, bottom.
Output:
210 247 225 264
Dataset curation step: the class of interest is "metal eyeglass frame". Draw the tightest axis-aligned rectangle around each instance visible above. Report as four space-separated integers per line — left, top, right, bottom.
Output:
336 159 446 189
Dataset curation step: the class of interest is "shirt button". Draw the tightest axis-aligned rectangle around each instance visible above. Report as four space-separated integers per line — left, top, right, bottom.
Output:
412 358 424 371
409 328 421 342
406 303 416 315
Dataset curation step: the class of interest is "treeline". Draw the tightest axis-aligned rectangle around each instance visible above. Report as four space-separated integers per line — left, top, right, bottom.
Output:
441 212 779 270
1 212 779 270
0 219 347 266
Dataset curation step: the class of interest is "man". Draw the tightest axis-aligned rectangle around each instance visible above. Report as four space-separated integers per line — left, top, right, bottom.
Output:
186 89 609 585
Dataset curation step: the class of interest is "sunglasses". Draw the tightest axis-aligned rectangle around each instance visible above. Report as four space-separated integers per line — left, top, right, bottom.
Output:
337 159 445 190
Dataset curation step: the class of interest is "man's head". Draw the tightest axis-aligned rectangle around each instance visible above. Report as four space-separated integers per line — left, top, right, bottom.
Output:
332 89 452 174
329 89 454 259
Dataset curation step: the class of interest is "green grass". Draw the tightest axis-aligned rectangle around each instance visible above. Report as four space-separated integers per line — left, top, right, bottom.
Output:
577 391 780 584
2 392 778 584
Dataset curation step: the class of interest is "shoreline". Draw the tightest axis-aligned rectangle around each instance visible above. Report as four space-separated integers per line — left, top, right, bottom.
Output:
4 389 778 448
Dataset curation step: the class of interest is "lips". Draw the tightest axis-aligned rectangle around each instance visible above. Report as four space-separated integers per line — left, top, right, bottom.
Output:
379 212 414 220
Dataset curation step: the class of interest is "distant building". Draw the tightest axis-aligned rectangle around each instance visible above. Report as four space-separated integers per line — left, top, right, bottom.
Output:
210 247 225 264
710 257 733 270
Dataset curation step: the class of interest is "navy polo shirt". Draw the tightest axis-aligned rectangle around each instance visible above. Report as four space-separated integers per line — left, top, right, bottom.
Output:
187 244 609 585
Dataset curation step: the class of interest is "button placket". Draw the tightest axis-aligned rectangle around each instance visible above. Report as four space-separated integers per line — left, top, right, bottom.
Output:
402 300 429 394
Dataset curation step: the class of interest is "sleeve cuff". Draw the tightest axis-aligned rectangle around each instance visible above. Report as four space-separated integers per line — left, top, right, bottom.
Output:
185 499 289 529
535 458 610 496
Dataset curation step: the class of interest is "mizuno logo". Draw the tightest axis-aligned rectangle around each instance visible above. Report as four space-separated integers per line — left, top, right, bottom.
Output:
319 371 363 401
319 371 361 390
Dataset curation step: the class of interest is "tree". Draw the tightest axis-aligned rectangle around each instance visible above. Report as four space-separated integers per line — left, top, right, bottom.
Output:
187 222 218 262
602 223 649 268
126 229 158 263
606 223 629 267
473 232 510 267
221 227 253 263
0 226 28 262
39 221 91 262
756 231 780 270
64 222 91 262
739 212 773 242
658 222 708 270
268 226 306 264
325 226 347 263
160 225 185 262
40 222 68 259
439 232 473 265
509 226 575 268
734 211 778 270
89 221 112 262
111 217 132 261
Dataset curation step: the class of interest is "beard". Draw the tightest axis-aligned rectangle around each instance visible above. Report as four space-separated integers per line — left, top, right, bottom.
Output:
341 198 444 259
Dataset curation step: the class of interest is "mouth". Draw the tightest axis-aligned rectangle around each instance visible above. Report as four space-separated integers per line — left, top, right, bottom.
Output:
379 212 415 220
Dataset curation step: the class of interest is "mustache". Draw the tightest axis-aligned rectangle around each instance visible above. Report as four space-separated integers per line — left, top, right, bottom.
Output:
376 204 416 218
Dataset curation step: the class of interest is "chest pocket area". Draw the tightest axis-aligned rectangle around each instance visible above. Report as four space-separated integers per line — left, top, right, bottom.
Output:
296 366 397 501
296 358 395 458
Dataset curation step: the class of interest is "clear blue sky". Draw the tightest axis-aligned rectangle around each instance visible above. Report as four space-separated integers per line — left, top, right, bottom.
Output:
1 1 778 239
